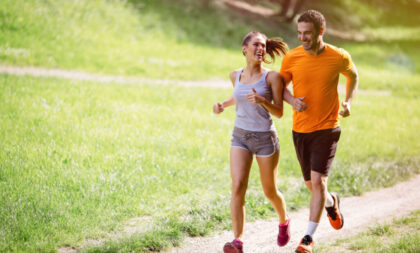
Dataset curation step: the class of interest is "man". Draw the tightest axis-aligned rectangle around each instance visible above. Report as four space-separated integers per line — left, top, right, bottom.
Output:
280 10 359 253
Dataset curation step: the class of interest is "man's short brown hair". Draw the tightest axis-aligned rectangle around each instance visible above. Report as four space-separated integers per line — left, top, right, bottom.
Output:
298 10 326 34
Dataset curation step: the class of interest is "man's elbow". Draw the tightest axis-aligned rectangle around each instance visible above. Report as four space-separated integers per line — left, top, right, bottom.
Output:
350 70 359 82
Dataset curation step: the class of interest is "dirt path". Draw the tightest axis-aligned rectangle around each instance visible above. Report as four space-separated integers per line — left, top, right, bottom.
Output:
0 65 391 97
165 174 420 253
0 65 231 88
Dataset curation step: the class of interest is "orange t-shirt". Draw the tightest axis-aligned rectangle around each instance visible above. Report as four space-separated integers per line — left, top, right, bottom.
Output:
280 44 354 133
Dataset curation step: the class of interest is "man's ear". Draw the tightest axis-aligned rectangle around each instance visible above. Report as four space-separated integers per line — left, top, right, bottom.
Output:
319 26 325 36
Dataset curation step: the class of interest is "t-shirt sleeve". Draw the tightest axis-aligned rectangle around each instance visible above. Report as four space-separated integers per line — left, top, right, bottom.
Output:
340 48 354 73
280 54 292 86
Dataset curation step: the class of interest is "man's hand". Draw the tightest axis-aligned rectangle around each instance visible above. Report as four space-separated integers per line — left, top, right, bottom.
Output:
292 97 307 112
339 101 351 117
213 102 224 114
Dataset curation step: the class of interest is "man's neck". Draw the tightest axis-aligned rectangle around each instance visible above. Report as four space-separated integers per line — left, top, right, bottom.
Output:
307 40 326 55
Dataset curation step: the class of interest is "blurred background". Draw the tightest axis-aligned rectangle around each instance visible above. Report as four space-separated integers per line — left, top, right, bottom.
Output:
1 0 419 252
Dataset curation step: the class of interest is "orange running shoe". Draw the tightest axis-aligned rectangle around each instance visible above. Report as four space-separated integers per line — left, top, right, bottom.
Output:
325 192 344 230
295 235 314 253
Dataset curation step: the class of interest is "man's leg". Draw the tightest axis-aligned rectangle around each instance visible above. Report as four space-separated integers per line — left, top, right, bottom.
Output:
300 172 327 239
309 171 328 223
296 128 341 253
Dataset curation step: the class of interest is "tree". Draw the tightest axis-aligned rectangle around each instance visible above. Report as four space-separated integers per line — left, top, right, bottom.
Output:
269 0 306 22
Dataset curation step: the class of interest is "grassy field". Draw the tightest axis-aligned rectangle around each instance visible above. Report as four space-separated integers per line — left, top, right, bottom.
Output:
1 0 420 252
317 210 420 252
0 0 292 80
1 72 419 252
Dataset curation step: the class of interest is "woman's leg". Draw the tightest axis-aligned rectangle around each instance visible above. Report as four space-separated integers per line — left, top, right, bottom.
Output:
256 150 287 223
230 147 253 239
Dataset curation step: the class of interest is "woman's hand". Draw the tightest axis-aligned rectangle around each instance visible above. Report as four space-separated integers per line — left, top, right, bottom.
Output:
213 102 224 114
246 88 267 104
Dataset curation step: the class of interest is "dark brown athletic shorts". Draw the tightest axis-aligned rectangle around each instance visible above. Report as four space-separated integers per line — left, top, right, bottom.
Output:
292 127 341 181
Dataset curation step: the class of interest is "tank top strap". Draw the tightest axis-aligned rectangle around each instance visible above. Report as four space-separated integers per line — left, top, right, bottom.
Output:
261 70 269 83
235 68 244 84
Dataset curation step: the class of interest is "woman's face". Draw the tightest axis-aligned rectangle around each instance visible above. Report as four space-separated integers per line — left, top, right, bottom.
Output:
242 34 266 63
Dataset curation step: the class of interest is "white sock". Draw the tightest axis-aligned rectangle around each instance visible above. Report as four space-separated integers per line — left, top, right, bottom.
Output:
305 221 319 237
325 192 334 208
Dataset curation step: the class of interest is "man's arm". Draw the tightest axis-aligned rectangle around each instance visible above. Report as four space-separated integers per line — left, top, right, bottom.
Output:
340 64 359 117
282 77 307 112
280 55 307 112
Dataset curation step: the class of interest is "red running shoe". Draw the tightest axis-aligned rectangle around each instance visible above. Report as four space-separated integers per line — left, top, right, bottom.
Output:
223 239 243 253
277 216 290 246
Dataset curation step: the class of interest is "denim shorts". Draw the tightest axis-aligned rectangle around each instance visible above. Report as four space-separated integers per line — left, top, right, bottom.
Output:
231 127 280 157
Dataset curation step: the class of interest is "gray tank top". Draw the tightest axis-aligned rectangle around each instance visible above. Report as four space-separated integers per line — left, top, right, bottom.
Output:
233 69 275 132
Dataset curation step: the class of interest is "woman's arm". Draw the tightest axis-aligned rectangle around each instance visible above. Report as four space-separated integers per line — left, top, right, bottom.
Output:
213 96 235 114
246 71 284 118
213 70 237 114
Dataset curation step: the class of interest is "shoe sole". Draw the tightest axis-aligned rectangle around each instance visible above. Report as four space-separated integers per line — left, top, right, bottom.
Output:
295 248 314 253
223 245 240 253
334 192 344 229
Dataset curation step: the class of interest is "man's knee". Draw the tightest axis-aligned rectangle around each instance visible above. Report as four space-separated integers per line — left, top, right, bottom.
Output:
311 174 327 191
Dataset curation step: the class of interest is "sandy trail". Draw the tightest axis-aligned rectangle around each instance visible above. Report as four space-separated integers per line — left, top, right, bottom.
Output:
165 174 420 253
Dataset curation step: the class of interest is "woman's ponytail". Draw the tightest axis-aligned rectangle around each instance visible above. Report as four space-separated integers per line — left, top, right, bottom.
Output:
265 38 288 64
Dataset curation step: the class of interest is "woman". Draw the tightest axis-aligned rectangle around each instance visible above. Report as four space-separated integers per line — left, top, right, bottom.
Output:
213 31 290 253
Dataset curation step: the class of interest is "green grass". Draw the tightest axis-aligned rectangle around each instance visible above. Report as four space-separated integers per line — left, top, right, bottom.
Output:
0 0 290 80
318 210 420 252
1 71 419 252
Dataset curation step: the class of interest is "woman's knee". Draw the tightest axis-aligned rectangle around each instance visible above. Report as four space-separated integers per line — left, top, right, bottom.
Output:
232 179 248 197
263 186 279 200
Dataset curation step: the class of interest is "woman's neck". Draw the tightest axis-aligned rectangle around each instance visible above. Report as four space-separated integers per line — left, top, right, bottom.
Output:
244 62 264 76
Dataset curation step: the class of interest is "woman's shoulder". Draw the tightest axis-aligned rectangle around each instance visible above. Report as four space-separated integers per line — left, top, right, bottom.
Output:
266 70 284 86
229 68 242 84
266 70 282 79
230 68 242 77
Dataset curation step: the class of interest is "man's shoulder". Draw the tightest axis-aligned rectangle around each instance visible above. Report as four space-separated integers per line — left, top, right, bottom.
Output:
326 43 351 57
287 46 305 56
283 46 305 64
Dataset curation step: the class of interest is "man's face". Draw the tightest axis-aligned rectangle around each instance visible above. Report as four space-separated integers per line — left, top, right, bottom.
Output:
297 22 320 51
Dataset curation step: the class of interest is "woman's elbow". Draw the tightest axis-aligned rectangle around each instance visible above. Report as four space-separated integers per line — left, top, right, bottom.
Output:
273 111 283 118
